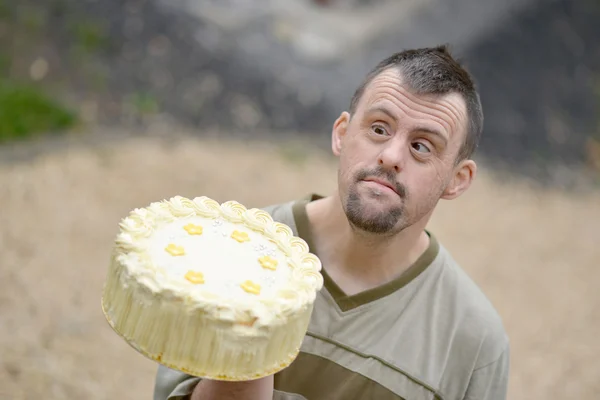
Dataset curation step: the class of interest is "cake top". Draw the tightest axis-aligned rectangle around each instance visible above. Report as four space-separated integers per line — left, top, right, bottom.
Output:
113 196 323 329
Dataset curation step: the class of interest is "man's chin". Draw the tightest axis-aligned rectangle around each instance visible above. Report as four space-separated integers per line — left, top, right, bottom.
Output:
359 194 403 212
344 205 404 235
347 215 399 235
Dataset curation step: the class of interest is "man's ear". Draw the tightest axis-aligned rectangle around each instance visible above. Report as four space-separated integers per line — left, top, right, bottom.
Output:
441 159 477 200
332 111 351 156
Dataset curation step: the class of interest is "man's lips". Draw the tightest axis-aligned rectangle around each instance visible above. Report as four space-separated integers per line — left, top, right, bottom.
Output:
362 177 398 195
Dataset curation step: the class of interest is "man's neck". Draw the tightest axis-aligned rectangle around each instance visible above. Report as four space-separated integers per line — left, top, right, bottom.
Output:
305 193 431 294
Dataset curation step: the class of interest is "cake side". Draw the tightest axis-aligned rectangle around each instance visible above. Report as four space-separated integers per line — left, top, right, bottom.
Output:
101 195 323 379
101 264 313 379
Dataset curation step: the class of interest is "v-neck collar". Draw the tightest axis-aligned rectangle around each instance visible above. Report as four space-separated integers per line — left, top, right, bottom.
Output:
292 194 439 312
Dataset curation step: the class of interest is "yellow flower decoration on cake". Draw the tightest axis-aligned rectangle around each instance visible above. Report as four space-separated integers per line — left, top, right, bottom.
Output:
165 243 185 256
183 223 203 235
231 230 250 243
258 255 278 271
184 270 205 284
240 280 261 295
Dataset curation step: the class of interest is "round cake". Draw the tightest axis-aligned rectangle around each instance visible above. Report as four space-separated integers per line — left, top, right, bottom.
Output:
101 195 323 381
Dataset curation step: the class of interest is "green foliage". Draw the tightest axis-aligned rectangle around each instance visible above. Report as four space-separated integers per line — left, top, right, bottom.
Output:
68 20 109 54
127 92 159 115
0 81 77 143
19 6 47 32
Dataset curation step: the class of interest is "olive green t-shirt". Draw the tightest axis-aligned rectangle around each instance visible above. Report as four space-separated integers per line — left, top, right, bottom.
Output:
153 195 509 400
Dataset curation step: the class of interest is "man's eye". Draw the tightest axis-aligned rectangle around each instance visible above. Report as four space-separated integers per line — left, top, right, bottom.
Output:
412 142 431 153
372 125 388 136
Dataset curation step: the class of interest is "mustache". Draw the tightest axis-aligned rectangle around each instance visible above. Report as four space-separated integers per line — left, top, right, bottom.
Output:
354 167 408 198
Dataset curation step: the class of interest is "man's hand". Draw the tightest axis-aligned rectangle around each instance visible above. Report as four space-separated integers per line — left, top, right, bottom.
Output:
191 374 274 400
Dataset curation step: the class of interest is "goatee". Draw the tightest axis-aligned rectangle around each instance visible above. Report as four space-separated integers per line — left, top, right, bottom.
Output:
344 166 408 234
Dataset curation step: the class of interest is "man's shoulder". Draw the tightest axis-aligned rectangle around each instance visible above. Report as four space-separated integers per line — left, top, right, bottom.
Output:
260 200 296 225
260 200 294 218
258 194 319 234
434 243 509 368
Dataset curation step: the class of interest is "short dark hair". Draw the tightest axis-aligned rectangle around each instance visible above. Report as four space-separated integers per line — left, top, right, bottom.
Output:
349 45 483 161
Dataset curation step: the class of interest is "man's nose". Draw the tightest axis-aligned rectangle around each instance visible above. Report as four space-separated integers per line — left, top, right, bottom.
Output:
377 139 407 173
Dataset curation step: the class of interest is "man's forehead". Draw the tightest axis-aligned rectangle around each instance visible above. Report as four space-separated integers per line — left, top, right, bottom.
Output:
369 67 403 86
361 69 466 123
362 68 460 105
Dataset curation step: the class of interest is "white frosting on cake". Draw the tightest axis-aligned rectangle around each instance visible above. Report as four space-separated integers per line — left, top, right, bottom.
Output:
102 196 323 380
148 216 292 299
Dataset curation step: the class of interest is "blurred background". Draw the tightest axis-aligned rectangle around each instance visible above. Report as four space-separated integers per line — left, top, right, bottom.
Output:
0 0 598 398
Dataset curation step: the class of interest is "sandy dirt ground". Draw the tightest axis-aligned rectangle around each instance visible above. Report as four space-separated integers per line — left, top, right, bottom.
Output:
1 134 598 400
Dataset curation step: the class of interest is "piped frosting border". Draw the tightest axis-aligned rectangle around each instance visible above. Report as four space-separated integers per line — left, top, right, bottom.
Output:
112 196 324 328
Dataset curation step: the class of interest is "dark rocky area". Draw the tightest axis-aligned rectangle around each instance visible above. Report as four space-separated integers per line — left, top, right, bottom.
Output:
3 0 599 182
463 0 600 177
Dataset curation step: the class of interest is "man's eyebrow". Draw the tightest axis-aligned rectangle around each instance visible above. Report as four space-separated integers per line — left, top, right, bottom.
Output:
366 106 449 145
366 106 398 123
413 126 448 145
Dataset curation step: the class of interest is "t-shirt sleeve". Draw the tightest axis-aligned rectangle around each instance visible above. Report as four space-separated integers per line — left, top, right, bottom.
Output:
153 365 200 400
153 365 308 400
463 344 510 400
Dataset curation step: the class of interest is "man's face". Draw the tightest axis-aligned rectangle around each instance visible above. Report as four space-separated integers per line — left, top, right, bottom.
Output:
333 68 471 236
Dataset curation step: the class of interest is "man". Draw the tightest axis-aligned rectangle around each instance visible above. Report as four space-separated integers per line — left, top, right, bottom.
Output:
154 45 510 400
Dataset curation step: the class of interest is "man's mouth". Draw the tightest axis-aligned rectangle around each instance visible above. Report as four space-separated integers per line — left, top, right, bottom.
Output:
362 177 398 195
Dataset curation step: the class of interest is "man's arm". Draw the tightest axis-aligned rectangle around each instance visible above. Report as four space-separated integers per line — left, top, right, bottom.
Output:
463 344 510 400
153 365 199 400
191 376 273 400
153 365 274 400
